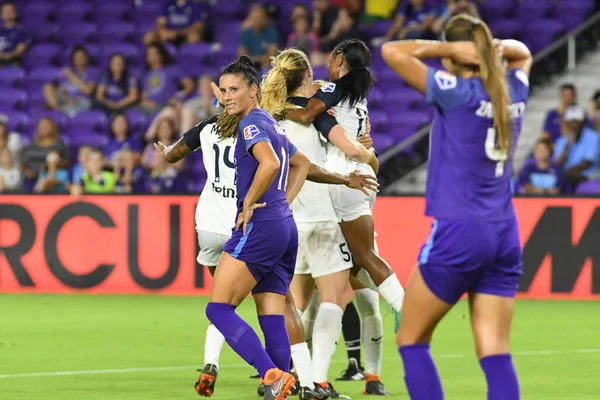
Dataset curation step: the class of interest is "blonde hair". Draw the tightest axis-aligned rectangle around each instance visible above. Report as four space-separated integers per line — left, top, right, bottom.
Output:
260 48 311 120
445 14 511 154
216 110 241 141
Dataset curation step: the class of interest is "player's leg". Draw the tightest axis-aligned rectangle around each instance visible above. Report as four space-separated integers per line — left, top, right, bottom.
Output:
195 231 228 397
397 265 452 400
351 276 389 395
469 219 522 400
337 297 365 381
300 288 320 349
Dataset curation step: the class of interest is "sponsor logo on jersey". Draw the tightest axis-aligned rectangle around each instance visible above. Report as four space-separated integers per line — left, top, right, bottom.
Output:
322 82 336 93
243 124 260 140
434 70 457 90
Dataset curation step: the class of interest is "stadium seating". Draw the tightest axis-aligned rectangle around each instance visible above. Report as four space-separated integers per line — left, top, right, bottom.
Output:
1 0 597 193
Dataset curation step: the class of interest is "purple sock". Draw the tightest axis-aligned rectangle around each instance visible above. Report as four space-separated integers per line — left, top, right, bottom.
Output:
258 315 291 372
399 344 444 400
206 302 275 377
480 354 520 400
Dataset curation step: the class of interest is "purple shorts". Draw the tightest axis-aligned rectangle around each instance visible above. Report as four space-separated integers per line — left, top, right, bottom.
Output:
223 216 298 296
418 218 522 304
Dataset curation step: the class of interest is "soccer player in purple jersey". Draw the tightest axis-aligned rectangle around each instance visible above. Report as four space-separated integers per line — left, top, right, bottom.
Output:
382 14 532 400
202 55 309 400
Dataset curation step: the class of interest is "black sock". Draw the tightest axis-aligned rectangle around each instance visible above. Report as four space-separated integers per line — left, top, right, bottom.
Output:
342 301 362 368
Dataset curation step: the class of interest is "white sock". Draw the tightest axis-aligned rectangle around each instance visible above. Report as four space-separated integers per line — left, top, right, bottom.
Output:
301 290 320 345
377 273 405 312
354 288 383 377
312 302 344 383
204 324 225 367
290 342 315 389
356 267 379 291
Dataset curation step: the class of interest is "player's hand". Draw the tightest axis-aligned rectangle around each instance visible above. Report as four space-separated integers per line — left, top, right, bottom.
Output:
154 141 167 155
450 41 479 66
345 170 379 196
236 202 267 235
358 133 373 149
210 81 223 105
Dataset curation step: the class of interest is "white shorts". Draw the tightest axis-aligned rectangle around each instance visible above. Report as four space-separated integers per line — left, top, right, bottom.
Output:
197 230 230 266
329 164 376 222
294 221 353 278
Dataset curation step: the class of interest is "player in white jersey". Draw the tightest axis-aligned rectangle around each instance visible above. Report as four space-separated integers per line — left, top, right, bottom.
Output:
286 40 406 339
261 48 388 397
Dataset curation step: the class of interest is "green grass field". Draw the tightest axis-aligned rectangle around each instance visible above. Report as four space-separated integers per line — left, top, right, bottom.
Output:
1 295 599 399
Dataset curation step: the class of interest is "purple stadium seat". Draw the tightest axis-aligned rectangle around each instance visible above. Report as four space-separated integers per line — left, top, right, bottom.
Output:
554 2 593 31
65 110 109 134
210 0 246 21
124 109 149 134
0 66 25 88
517 0 554 19
27 21 60 43
58 23 98 45
213 22 242 45
57 2 94 21
0 111 31 133
478 0 514 20
384 89 425 110
28 66 62 85
363 20 394 40
375 67 403 86
312 66 329 81
0 89 28 111
370 133 395 154
368 110 389 132
94 1 133 20
179 42 213 63
389 111 431 129
101 43 140 68
22 44 61 70
488 19 521 40
575 180 600 194
98 22 136 45
23 2 56 20
367 88 384 110
209 45 238 68
68 132 109 150
188 175 208 192
523 19 565 51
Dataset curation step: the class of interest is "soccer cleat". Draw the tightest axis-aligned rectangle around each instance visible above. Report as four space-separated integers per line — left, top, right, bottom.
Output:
257 381 267 396
251 373 261 379
194 363 218 397
335 358 365 381
262 368 297 400
299 385 329 400
290 373 301 395
362 374 390 396
316 382 351 399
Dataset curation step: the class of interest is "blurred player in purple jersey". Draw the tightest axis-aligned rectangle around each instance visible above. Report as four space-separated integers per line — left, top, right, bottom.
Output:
202 55 311 400
382 14 532 400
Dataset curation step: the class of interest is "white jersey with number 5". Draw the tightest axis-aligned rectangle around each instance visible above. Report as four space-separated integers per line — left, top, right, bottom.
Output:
182 115 237 236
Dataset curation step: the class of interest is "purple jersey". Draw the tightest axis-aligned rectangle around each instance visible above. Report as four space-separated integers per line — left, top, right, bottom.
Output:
143 66 183 105
162 0 207 30
424 67 530 221
59 68 99 99
0 25 28 53
100 72 138 102
235 108 297 222
517 162 564 192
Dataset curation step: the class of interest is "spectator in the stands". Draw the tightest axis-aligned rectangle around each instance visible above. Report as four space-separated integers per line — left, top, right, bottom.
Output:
239 4 279 70
0 1 29 66
142 118 183 171
71 145 92 185
377 0 436 45
71 149 117 196
586 90 600 121
104 114 143 193
21 117 70 183
148 150 184 193
179 74 217 134
0 117 22 164
43 45 98 115
0 147 22 192
144 0 208 46
542 83 577 143
590 98 600 133
34 150 70 193
431 0 479 36
363 0 400 21
320 8 361 52
518 140 565 195
553 105 600 188
137 43 194 117
95 53 140 114
313 0 341 40
287 13 320 61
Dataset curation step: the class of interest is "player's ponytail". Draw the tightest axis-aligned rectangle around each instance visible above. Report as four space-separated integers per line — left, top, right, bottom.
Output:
333 39 375 107
261 49 311 120
471 22 511 154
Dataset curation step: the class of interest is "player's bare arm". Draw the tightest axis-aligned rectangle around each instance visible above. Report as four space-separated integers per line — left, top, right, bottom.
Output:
307 164 379 196
286 97 327 124
154 138 193 164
